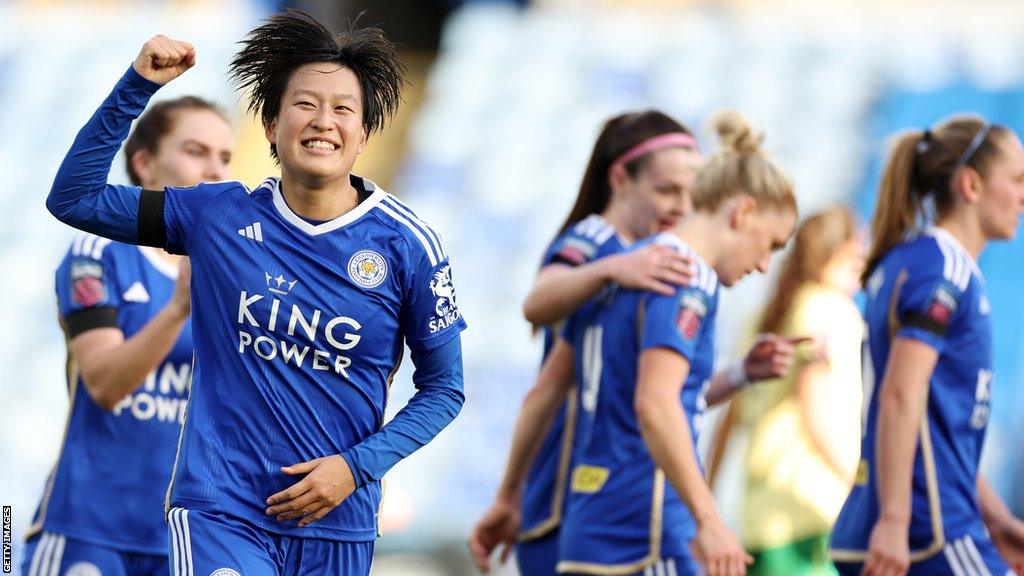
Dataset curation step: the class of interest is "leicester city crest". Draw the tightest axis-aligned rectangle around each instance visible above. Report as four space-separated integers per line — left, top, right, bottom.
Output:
348 250 387 288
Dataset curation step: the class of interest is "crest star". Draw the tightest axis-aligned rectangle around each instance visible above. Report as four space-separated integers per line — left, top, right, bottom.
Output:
275 274 287 287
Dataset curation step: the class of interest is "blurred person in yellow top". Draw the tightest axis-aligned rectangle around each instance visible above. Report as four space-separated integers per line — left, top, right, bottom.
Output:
735 206 865 576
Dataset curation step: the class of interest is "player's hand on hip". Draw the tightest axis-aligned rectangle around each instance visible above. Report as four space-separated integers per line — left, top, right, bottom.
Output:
133 35 196 85
861 517 910 576
693 515 753 576
608 244 695 296
265 455 356 527
467 499 520 573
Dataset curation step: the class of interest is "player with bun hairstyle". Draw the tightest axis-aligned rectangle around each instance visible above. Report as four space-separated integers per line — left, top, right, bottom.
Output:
472 111 799 576
22 95 232 576
44 11 465 576
830 116 1024 576
511 110 701 576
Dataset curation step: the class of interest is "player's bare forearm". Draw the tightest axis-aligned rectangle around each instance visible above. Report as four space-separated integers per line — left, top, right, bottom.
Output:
978 475 1014 529
875 338 937 523
75 299 189 410
635 348 718 524
705 334 805 406
523 263 611 325
496 339 575 502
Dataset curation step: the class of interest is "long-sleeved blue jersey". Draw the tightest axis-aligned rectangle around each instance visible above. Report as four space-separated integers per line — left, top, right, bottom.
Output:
45 66 468 543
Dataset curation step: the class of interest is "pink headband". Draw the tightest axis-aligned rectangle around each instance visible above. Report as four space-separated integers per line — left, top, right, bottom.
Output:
611 133 700 171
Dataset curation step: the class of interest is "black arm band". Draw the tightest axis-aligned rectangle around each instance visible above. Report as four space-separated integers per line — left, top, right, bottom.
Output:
137 189 167 248
549 255 582 267
66 307 118 338
902 311 949 337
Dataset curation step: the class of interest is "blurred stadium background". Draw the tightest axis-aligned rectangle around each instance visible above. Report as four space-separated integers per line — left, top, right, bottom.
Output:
3 0 1024 574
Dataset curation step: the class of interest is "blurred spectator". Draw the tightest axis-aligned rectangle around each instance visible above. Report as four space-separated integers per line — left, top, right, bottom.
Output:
729 206 864 576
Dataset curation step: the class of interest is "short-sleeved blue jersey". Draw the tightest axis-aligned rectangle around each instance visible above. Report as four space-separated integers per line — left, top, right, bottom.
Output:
520 215 627 540
831 227 994 563
27 236 192 554
162 176 467 542
556 233 718 574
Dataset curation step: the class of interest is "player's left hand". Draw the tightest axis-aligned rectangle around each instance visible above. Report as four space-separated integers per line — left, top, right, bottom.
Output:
266 455 356 527
743 333 814 382
991 515 1024 574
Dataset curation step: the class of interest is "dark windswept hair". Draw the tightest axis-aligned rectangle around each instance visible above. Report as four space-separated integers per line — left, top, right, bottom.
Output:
124 96 227 186
229 10 406 159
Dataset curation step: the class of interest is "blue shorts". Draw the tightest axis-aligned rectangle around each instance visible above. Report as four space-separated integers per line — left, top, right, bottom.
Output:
560 556 700 576
22 532 168 576
834 534 1015 576
166 507 374 576
517 530 559 576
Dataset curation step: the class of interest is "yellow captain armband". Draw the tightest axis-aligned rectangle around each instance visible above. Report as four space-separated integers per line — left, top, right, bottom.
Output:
855 459 869 486
571 465 610 493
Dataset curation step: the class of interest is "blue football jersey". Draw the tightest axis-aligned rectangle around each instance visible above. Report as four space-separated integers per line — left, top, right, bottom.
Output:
557 233 718 574
27 235 192 554
162 176 467 542
520 215 627 540
831 227 994 563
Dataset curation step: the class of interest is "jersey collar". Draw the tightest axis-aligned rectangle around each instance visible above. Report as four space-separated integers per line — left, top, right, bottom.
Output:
269 175 386 236
924 226 984 280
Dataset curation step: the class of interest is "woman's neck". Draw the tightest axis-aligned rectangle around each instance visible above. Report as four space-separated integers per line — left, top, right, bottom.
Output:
676 213 726 267
936 211 985 260
280 170 360 221
601 202 636 243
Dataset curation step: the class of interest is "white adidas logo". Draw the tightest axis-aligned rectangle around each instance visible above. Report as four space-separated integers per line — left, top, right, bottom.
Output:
238 222 264 242
123 282 150 303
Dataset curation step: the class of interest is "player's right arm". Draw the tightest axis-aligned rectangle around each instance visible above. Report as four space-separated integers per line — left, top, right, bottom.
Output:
45 36 194 244
70 258 191 410
523 242 692 326
468 339 576 573
637 287 751 576
864 254 963 576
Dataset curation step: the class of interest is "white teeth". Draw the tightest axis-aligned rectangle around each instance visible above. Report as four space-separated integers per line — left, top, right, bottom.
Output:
304 140 336 151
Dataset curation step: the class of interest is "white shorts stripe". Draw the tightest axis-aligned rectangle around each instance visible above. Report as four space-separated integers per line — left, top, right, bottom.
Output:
47 535 66 576
383 197 445 260
376 204 439 266
944 543 969 576
170 509 184 576
181 509 194 576
964 536 993 576
955 538 979 576
644 566 654 576
91 238 113 260
27 533 51 576
667 558 679 576
655 559 667 576
38 533 58 576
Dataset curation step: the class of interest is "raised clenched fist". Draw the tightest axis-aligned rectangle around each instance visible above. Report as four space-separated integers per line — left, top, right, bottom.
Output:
132 35 196 85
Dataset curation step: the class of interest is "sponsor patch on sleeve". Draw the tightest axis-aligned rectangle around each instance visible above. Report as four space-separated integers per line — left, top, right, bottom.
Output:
70 258 108 307
904 283 958 336
675 291 709 340
554 237 597 265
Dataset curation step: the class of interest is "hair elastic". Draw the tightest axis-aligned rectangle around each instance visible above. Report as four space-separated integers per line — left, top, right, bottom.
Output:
610 133 700 171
